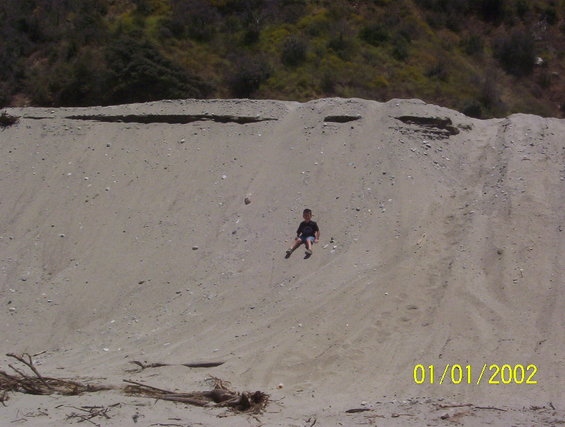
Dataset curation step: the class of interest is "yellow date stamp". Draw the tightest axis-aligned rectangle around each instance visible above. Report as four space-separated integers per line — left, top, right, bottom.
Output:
413 364 538 385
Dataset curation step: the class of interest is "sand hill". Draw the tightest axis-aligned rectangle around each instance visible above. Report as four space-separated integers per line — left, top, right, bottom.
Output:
0 98 563 426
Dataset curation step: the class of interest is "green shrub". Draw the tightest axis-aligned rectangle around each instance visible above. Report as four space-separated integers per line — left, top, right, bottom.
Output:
537 70 552 89
227 56 270 97
461 100 483 118
359 24 389 46
299 10 331 36
0 111 19 127
426 60 449 81
105 35 212 104
168 0 219 41
281 36 308 66
461 34 484 56
494 30 535 76
391 38 409 61
475 0 507 24
542 6 558 26
515 0 529 20
320 72 337 95
243 27 261 45
327 33 355 60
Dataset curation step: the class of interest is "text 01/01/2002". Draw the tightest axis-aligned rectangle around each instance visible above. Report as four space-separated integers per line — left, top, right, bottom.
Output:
413 364 538 385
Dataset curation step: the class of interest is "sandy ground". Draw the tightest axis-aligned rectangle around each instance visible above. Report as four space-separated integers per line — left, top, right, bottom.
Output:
0 98 563 426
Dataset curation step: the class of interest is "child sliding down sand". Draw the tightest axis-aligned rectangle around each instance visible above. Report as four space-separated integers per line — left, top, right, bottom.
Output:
286 208 320 258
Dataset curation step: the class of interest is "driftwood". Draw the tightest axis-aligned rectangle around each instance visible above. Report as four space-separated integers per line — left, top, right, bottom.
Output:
124 377 269 414
0 354 268 414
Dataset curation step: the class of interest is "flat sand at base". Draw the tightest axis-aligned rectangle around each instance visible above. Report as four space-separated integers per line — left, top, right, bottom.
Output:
0 98 563 426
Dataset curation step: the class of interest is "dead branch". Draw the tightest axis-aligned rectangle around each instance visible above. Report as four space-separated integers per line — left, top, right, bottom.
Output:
345 408 371 413
123 379 172 394
305 417 317 426
149 424 185 427
435 403 473 409
128 361 170 372
127 360 225 372
474 405 507 411
124 377 269 414
1 356 113 398
0 390 9 406
7 353 48 383
8 363 28 378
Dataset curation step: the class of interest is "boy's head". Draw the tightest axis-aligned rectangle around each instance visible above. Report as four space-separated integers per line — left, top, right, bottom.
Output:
303 208 312 221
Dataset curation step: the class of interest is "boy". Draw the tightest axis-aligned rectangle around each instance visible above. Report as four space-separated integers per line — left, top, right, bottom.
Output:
286 208 320 257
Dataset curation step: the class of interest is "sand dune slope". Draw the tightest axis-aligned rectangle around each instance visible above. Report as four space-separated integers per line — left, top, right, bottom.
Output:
0 98 563 426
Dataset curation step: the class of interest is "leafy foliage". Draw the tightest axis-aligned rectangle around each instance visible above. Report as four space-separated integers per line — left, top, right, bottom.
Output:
105 34 212 104
281 36 308 66
227 55 270 97
494 30 536 76
0 0 563 118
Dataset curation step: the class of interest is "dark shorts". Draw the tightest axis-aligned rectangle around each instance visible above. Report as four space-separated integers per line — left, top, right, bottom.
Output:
298 236 315 244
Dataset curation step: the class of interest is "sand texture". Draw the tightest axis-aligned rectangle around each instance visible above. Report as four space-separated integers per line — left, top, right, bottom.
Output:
0 98 563 426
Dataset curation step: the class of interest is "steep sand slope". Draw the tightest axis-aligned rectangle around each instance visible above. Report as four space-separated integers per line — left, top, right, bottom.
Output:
0 98 563 425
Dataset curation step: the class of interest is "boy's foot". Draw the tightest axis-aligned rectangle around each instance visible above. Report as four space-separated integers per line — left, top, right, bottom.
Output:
285 249 293 258
305 249 312 255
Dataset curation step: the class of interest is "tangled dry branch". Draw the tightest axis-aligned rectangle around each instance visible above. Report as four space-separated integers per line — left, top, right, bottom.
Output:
0 353 111 400
124 377 269 414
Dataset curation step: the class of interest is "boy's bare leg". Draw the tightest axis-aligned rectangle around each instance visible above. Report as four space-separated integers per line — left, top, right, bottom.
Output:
305 239 313 254
288 239 301 253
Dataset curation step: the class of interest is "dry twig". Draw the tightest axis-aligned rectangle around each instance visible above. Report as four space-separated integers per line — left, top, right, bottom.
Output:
65 405 113 424
474 405 507 411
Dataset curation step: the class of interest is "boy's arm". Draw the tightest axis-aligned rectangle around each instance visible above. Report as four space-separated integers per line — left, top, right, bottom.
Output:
314 227 320 242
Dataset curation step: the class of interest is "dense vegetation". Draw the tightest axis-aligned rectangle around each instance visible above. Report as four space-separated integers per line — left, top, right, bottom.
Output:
1 0 564 118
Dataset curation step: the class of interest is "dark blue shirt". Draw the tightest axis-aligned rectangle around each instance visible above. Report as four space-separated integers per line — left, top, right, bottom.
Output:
297 220 319 238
